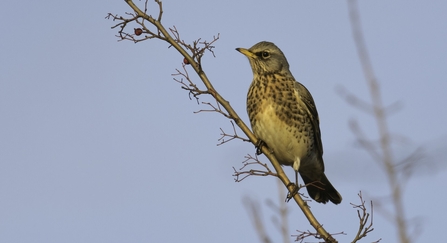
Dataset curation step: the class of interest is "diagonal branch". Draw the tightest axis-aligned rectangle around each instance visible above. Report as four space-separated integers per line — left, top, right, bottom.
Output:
108 1 338 242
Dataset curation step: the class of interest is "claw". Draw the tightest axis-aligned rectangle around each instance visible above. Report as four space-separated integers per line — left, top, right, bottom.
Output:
255 140 265 155
285 182 298 202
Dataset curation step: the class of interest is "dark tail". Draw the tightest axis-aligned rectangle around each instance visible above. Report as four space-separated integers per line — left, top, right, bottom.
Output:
301 173 342 204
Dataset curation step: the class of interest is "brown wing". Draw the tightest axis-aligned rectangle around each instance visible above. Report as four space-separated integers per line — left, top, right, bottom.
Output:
294 81 324 156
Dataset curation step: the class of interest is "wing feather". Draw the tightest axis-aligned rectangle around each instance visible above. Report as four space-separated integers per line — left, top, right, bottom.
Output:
294 82 324 155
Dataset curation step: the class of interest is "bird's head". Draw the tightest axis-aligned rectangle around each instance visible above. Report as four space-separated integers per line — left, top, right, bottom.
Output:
236 41 290 76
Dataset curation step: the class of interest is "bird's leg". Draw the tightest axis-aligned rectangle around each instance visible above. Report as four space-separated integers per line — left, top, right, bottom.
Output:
285 171 299 202
286 159 301 202
255 139 266 155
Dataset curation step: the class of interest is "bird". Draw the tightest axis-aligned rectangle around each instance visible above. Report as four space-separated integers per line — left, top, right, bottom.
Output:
236 41 342 204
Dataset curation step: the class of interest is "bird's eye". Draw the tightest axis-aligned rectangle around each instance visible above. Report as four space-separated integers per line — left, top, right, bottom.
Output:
261 52 270 58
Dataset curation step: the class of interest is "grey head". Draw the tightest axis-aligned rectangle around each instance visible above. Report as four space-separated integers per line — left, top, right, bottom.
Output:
236 41 290 75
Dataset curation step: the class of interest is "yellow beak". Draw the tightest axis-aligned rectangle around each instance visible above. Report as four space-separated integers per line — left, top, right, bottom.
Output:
236 48 256 58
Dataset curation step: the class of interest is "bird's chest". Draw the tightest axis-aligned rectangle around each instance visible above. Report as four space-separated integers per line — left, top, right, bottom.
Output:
247 76 315 164
252 103 311 164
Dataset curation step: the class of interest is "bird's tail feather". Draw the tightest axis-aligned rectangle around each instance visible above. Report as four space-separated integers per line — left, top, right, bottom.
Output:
301 173 342 205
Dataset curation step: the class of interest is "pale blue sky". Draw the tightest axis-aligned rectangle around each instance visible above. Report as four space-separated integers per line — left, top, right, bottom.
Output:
1 1 446 242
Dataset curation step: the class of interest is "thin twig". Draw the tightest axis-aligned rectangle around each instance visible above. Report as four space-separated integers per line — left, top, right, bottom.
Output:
350 192 381 243
233 154 277 182
218 121 251 146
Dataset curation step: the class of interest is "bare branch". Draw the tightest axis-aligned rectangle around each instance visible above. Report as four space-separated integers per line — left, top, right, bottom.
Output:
350 192 381 243
293 230 345 243
243 196 273 243
105 6 166 43
336 86 374 114
218 121 251 146
155 0 163 22
172 64 209 103
169 26 220 66
233 154 277 182
395 146 426 180
108 1 340 241
194 101 231 118
349 119 383 166
347 1 412 241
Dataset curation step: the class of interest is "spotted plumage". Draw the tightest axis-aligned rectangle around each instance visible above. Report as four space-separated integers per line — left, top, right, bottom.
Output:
237 41 342 204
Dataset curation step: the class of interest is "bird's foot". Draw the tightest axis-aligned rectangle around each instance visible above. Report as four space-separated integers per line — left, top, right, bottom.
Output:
255 140 266 155
285 182 299 202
